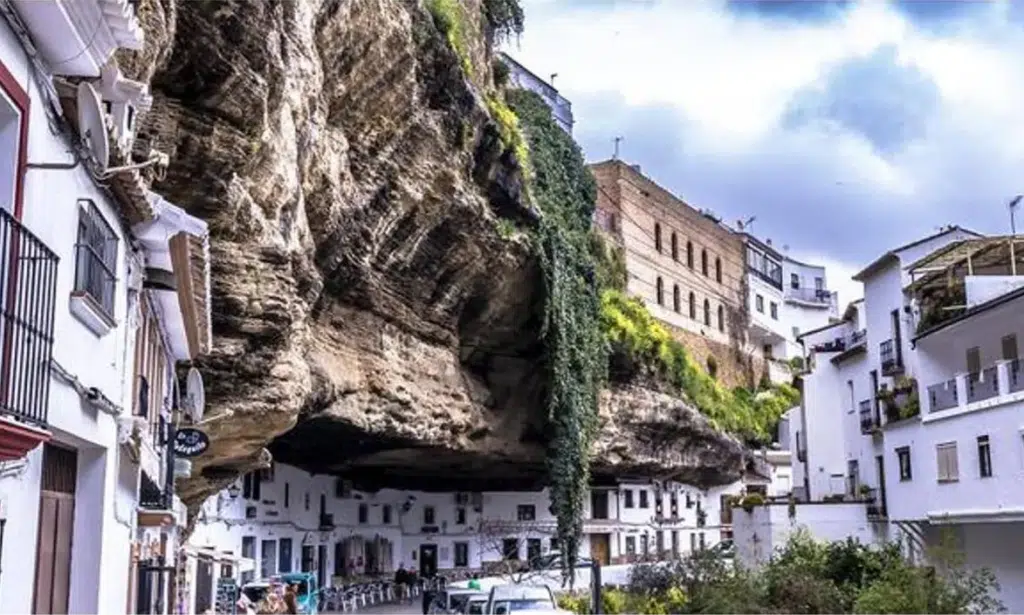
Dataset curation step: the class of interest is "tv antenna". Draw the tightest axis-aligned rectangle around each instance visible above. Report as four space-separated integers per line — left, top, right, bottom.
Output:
549 73 558 87
1009 195 1021 236
613 136 623 160
737 216 756 232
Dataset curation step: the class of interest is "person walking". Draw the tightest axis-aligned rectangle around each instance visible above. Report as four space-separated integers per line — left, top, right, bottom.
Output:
283 584 299 615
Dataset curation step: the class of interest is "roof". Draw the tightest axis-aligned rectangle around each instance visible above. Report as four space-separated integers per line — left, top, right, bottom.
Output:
743 233 783 260
914 284 1024 342
499 52 562 97
905 236 1024 293
852 225 984 282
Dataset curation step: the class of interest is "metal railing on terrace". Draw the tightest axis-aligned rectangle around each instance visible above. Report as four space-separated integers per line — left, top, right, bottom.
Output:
810 329 866 354
0 209 59 428
926 359 1024 414
787 287 837 306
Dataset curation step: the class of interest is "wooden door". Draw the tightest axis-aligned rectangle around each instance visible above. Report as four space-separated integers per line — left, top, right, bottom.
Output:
33 444 77 614
589 534 610 565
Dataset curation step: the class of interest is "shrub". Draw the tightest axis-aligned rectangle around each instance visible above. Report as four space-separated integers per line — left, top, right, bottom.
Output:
739 492 766 512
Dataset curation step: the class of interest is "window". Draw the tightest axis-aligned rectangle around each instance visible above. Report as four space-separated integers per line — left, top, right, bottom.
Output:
625 536 636 556
703 299 711 326
1002 334 1019 361
699 532 706 549
770 302 778 320
701 249 708 276
686 241 694 268
671 233 678 260
640 534 649 555
550 537 559 551
358 503 368 524
516 505 536 521
756 294 764 313
624 489 634 508
74 200 118 321
673 285 680 313
717 305 725 332
639 490 649 509
242 472 262 501
260 540 277 578
423 506 436 525
978 435 992 478
715 257 722 283
283 483 290 508
689 533 696 551
936 442 959 483
383 505 393 524
656 277 664 305
502 538 519 560
688 292 696 319
241 537 256 584
814 277 824 291
258 463 275 483
456 507 467 524
304 492 310 510
527 538 542 562
790 273 799 289
454 542 469 567
654 223 662 253
279 538 293 573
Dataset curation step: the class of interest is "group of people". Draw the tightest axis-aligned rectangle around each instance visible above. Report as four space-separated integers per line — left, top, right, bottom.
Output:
235 581 301 615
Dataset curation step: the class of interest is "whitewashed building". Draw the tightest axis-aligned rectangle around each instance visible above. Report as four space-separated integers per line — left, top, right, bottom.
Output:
771 227 1024 610
499 52 573 134
0 2 211 614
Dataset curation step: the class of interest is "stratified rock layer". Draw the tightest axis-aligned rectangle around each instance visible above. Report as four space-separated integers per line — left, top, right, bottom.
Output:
118 0 745 511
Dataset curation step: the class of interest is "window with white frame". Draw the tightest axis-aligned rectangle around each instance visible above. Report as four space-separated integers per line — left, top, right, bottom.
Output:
74 200 118 320
0 72 26 213
936 442 959 483
977 435 992 478
896 446 912 481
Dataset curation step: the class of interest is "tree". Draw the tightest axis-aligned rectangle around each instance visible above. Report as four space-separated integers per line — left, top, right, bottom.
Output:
476 518 559 584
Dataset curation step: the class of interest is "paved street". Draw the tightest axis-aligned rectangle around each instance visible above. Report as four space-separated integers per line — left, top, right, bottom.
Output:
348 599 421 614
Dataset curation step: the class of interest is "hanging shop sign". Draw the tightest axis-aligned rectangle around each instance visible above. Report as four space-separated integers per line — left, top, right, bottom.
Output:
173 428 210 458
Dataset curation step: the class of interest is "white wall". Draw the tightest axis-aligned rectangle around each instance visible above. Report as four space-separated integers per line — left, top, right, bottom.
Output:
0 19 136 615
733 502 887 568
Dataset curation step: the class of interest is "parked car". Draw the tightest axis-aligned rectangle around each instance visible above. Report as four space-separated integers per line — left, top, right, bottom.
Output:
710 539 735 559
428 588 486 614
462 595 489 614
484 584 563 614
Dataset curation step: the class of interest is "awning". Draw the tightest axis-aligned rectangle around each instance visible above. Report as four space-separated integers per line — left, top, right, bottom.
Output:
182 546 256 572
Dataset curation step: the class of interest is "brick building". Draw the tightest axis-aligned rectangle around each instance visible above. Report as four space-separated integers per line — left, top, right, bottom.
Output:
591 159 761 388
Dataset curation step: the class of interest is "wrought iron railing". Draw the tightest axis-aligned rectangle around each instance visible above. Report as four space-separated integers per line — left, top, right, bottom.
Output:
1010 359 1023 394
927 379 958 413
967 367 999 403
0 209 59 428
787 287 836 305
858 400 877 434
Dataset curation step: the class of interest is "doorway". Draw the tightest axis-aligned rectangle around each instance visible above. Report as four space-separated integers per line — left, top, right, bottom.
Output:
317 544 327 588
194 557 214 615
418 544 438 578
875 455 887 516
590 491 609 519
32 444 77 614
589 534 610 565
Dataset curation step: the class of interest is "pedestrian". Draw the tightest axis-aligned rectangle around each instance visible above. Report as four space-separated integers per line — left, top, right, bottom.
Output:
283 583 299 615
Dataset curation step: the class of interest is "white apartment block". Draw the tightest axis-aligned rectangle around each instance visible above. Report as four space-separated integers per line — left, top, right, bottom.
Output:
744 234 837 383
0 2 211 614
500 52 573 134
182 461 797 610
777 226 1024 611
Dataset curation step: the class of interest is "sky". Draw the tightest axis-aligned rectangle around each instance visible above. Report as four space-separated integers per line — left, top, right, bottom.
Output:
504 0 1024 307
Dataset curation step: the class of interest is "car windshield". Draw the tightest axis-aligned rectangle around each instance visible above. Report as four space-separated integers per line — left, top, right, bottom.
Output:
492 599 553 613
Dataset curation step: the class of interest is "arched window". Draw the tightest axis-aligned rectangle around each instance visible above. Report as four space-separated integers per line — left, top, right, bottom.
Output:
686 241 694 268
715 257 722 283
688 292 696 319
655 223 662 253
703 299 711 325
673 284 681 313
671 233 679 261
701 249 709 276
656 276 664 305
718 305 725 332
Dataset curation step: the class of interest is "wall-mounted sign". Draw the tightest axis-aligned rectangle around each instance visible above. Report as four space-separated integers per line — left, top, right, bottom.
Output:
173 428 210 458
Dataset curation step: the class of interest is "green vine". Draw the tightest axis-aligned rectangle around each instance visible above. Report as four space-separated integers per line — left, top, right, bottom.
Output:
507 89 606 583
601 289 800 444
427 0 473 75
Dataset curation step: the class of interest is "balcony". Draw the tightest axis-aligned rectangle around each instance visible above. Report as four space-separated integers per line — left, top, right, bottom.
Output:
925 359 1024 416
877 378 920 424
811 329 866 354
786 286 837 308
860 487 887 520
880 339 903 376
0 210 59 460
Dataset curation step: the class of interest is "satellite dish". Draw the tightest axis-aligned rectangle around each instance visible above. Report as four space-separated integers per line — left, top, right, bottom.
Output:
77 81 109 172
184 367 205 422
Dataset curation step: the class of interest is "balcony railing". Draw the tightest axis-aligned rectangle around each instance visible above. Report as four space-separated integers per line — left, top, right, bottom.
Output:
967 367 999 403
926 360 1024 414
0 209 59 428
927 379 958 413
811 329 866 354
880 339 902 376
787 287 836 306
858 400 878 434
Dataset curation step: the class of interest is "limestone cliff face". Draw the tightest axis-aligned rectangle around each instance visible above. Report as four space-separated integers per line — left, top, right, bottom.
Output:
119 0 744 510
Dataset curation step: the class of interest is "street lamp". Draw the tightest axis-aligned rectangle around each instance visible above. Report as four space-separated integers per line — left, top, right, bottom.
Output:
1010 195 1022 236
227 483 241 499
